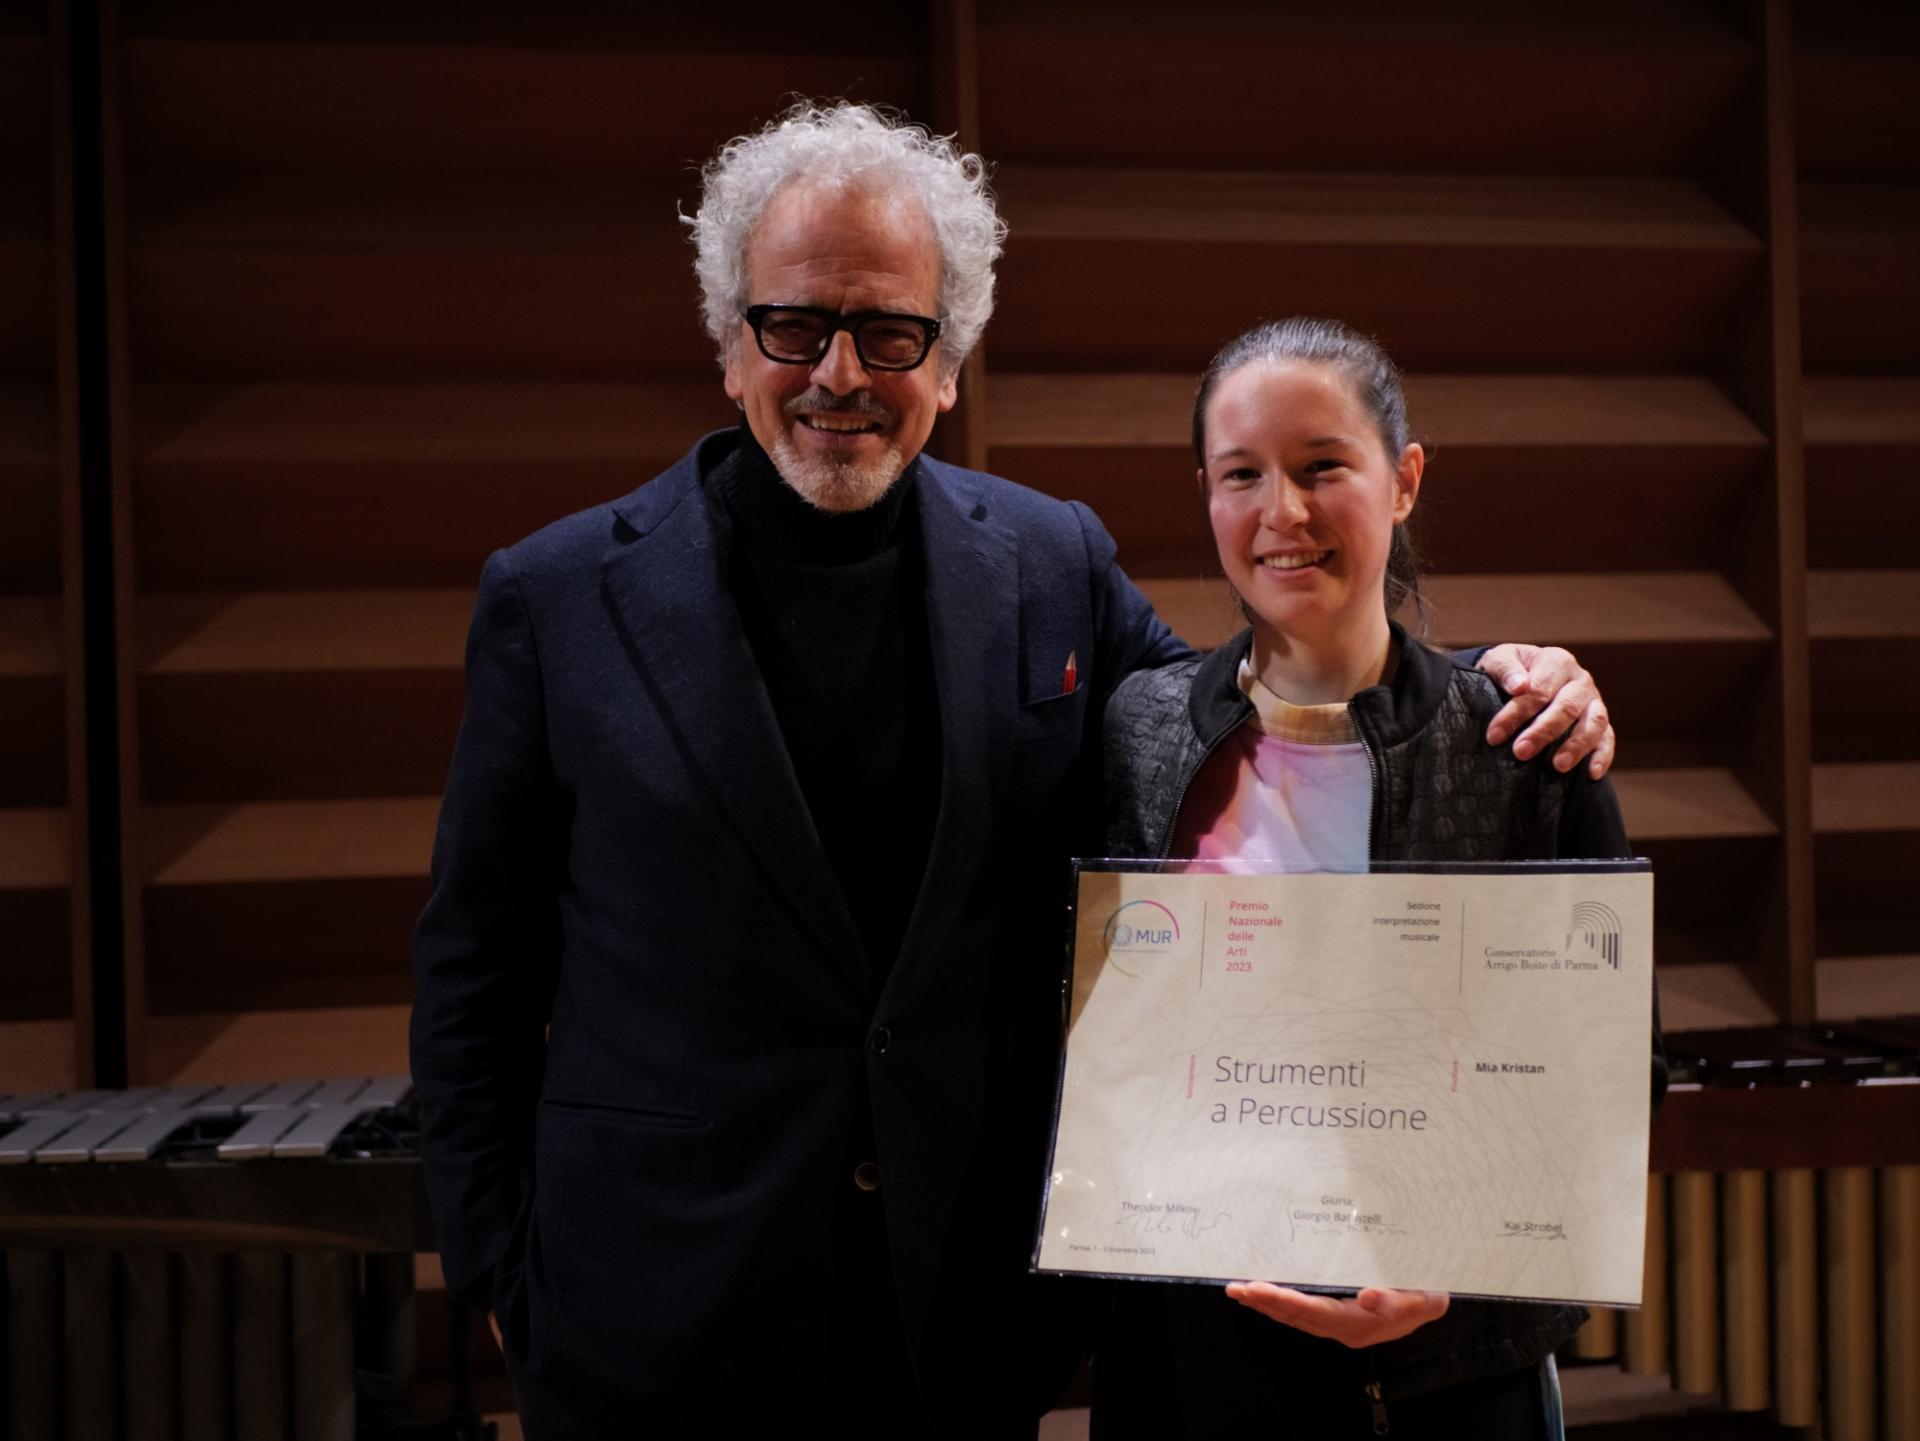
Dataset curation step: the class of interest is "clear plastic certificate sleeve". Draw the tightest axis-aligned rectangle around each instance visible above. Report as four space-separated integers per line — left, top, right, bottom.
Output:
1033 860 1655 1306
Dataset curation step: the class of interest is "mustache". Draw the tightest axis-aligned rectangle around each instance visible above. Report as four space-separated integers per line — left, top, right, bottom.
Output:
783 389 891 420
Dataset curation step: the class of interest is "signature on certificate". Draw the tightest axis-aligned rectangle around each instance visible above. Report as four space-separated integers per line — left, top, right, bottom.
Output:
1119 1201 1231 1240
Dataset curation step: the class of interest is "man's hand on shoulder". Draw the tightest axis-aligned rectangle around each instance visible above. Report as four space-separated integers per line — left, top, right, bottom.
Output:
1478 644 1615 780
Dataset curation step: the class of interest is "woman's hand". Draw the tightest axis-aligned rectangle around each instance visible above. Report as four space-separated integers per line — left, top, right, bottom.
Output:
1477 643 1615 779
1224 1282 1449 1348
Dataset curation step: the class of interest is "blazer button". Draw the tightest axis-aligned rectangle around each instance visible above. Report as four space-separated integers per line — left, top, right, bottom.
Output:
869 1027 892 1057
853 1162 882 1192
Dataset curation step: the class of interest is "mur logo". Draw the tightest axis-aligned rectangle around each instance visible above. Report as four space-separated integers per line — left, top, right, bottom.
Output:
1102 900 1181 977
1567 902 1623 969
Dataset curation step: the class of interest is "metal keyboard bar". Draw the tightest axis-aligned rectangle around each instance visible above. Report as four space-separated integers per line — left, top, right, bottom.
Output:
32 1111 148 1164
302 1078 369 1110
355 1076 411 1109
92 1110 199 1164
192 1082 276 1113
96 1087 167 1110
215 1109 306 1160
35 1087 223 1163
0 1114 87 1164
272 1078 412 1158
0 1091 58 1118
146 1084 221 1112
271 1106 366 1159
22 1090 113 1115
241 1080 321 1112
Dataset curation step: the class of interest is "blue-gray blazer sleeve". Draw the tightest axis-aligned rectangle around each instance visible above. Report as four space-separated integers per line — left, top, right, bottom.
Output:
1071 499 1192 696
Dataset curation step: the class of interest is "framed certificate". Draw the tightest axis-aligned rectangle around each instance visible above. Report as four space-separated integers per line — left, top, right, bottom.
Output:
1033 860 1655 1306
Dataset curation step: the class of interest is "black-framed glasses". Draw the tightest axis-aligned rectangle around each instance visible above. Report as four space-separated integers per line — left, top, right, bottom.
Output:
741 304 942 372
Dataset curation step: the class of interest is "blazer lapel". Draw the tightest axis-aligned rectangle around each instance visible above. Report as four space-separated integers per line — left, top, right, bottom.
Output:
892 466 1020 984
600 458 868 998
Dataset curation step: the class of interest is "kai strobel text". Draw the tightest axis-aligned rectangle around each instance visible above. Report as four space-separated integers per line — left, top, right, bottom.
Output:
1034 866 1652 1306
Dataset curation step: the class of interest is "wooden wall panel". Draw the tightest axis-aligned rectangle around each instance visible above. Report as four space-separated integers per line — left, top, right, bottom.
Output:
19 0 1888 1150
103 2 930 1079
978 0 1787 1016
0 0 76 1088
1796 1 1920 1020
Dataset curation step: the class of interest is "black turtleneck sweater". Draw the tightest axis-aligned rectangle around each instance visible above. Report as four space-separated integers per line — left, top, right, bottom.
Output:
702 430 941 998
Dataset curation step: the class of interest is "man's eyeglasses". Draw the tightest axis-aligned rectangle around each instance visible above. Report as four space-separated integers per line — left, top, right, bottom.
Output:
741 304 942 373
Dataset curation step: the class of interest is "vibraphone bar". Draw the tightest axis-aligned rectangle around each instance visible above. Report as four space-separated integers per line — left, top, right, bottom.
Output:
0 1076 478 1441
1570 1018 1920 1441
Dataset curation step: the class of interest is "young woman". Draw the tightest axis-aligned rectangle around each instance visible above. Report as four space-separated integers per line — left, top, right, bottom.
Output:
1090 318 1664 1439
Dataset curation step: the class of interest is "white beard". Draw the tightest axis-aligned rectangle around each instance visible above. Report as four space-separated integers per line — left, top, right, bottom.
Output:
767 433 907 514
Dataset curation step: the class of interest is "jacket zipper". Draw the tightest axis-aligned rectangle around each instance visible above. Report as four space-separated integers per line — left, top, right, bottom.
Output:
1365 1378 1389 1434
1352 698 1383 863
1359 700 1388 1437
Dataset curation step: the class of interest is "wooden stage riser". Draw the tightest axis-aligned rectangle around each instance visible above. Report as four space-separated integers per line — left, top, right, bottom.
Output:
3 1248 416 1441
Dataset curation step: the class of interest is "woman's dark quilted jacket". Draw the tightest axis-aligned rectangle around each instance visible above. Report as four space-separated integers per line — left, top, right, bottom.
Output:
1097 624 1667 1403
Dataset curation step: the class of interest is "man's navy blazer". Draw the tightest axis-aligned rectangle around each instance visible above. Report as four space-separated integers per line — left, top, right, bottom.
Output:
410 430 1185 1430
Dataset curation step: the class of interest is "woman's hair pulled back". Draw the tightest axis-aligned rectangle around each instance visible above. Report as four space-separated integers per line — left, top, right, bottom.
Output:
1192 317 1424 624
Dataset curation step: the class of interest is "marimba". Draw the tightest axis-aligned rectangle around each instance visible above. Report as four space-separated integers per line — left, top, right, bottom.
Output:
0 1077 482 1441
1573 1018 1920 1441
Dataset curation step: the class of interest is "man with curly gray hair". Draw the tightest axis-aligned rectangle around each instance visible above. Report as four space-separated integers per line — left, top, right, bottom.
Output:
412 99 1618 1436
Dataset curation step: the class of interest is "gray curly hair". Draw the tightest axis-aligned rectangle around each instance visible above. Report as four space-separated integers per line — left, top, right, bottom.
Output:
685 100 1006 379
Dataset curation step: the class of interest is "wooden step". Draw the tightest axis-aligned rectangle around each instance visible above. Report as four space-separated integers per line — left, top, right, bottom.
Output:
0 805 66 891
123 34 921 176
123 3 920 50
997 373 1766 448
0 1018 75 1094
1657 962 1778 1030
142 798 437 1013
0 383 58 586
992 168 1758 372
133 382 737 587
132 172 690 250
1807 376 1920 447
147 1003 411 1083
139 590 469 801
1552 756 1774 982
0 594 61 677
1814 955 1920 1023
129 175 711 380
980 0 1751 175
0 168 53 379
1807 568 1920 639
0 807 71 1023
1612 768 1775 842
0 595 65 806
1141 571 1778 656
1805 376 1920 566
1813 761 1920 834
145 796 438 886
994 373 1764 575
1815 770 1920 958
1420 572 1770 647
1795 11 1920 181
142 589 471 674
0 34 50 172
1808 569 1920 763
1801 182 1920 370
